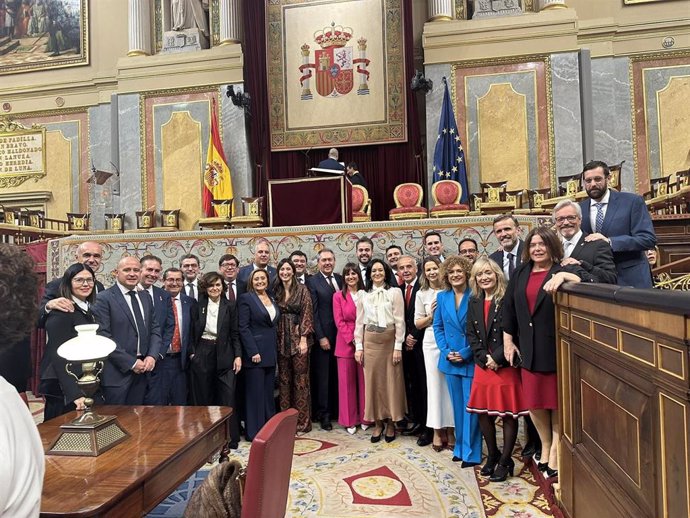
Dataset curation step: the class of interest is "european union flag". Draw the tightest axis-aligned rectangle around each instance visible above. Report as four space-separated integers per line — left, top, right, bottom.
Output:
432 77 469 204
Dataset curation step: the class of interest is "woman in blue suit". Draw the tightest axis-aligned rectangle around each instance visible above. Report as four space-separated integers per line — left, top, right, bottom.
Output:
238 269 280 441
433 255 482 467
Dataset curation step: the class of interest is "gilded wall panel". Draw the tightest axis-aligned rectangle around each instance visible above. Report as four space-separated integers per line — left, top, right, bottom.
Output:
161 112 203 231
477 83 529 189
631 53 690 192
453 57 554 194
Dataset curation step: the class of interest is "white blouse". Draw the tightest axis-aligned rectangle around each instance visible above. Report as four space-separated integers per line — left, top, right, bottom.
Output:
202 298 220 340
354 287 405 351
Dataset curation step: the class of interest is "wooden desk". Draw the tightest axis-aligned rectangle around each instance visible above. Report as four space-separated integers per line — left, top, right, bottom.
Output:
39 405 231 517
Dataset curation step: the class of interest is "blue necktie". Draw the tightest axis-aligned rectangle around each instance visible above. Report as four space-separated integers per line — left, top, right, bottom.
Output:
594 203 605 233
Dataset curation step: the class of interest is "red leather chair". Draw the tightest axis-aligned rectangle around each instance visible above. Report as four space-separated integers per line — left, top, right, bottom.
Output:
389 183 427 220
429 180 469 218
351 185 372 222
241 408 298 518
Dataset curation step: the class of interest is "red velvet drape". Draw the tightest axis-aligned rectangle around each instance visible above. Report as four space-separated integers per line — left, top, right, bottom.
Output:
25 241 47 395
243 0 423 221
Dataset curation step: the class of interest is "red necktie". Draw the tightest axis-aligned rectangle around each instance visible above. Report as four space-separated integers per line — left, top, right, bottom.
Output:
405 284 412 306
170 298 182 353
227 282 236 302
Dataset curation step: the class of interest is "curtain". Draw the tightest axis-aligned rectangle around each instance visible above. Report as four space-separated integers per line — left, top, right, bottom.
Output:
243 0 423 221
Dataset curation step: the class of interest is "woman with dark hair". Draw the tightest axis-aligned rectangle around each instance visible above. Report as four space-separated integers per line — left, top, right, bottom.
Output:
503 226 593 478
238 269 280 440
41 263 99 420
433 255 482 467
333 262 369 434
273 258 314 433
466 257 529 482
353 259 406 443
414 256 455 451
191 271 242 447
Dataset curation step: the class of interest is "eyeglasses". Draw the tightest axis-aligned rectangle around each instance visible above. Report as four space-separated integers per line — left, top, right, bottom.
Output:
220 263 237 269
72 277 95 285
554 215 580 224
458 249 477 255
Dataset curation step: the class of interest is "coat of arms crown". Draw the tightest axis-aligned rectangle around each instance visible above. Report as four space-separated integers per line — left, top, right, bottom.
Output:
313 22 353 49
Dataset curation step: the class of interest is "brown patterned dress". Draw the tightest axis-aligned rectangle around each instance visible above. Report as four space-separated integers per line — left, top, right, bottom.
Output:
276 283 314 432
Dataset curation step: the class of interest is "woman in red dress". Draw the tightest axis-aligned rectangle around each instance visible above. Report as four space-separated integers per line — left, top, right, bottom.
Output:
466 257 529 481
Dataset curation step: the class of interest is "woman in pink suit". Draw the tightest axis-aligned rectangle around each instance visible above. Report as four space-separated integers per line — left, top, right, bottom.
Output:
333 263 369 434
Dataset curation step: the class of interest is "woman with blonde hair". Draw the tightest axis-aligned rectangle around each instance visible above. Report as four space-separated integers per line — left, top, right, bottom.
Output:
466 257 528 481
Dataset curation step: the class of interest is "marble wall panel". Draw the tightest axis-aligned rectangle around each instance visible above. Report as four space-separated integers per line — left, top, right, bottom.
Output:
424 63 452 199
117 93 143 226
88 104 113 230
551 52 583 178
590 57 634 192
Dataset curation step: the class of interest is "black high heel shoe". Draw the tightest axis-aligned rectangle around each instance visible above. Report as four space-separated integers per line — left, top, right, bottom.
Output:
489 457 515 482
537 461 549 472
480 453 501 477
384 425 396 443
546 467 558 478
371 428 383 443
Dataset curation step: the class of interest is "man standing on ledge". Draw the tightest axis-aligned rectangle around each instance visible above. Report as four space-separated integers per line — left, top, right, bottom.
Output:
579 160 656 289
317 148 345 171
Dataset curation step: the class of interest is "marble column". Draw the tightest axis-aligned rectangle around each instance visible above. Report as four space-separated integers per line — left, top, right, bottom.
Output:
428 0 453 21
127 0 151 56
219 0 242 46
540 0 568 10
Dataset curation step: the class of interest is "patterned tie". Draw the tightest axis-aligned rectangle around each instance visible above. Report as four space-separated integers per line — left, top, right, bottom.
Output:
405 284 412 306
594 202 605 233
507 252 516 279
127 290 148 356
186 282 195 299
170 298 182 353
227 282 236 302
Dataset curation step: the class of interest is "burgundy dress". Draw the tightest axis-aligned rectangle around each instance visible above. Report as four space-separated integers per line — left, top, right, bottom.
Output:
520 270 558 410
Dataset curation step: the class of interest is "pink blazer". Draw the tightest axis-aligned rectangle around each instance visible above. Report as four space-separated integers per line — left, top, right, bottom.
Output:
333 290 357 359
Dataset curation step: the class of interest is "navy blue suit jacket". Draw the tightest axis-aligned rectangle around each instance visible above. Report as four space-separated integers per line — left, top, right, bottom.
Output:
317 158 345 171
92 285 162 388
175 293 196 370
237 265 277 288
307 272 343 344
580 189 656 288
142 285 174 356
237 292 279 368
488 240 524 280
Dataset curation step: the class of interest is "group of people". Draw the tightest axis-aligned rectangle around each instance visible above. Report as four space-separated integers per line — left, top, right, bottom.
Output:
36 160 655 482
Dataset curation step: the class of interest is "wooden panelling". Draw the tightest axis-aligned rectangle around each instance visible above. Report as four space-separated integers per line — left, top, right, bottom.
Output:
560 309 570 331
659 393 690 518
657 343 687 380
620 330 656 367
571 314 591 339
592 321 618 350
560 338 572 441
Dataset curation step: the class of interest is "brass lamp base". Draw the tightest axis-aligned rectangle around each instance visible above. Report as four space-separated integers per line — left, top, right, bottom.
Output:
47 414 129 457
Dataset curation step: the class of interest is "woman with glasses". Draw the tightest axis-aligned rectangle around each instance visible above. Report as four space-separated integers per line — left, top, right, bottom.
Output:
273 258 314 433
40 263 100 420
353 259 406 443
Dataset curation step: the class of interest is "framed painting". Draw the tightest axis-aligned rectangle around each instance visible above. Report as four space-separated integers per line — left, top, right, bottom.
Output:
0 0 88 76
267 0 407 151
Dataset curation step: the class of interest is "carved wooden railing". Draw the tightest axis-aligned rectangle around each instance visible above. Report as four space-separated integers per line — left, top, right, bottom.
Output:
652 256 690 290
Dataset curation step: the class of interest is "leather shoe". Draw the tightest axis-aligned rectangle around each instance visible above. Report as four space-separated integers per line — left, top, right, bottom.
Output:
401 423 422 436
416 433 432 447
452 456 461 462
521 442 537 458
320 420 333 431
461 461 479 468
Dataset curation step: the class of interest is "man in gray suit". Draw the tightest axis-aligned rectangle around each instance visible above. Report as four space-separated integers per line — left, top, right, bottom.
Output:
93 256 162 404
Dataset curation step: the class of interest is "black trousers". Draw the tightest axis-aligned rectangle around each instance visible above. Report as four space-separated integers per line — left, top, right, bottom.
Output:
103 372 148 405
402 344 429 428
144 354 188 406
310 336 338 421
189 338 240 443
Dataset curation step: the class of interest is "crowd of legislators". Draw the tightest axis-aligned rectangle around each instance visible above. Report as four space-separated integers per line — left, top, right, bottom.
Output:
28 161 658 491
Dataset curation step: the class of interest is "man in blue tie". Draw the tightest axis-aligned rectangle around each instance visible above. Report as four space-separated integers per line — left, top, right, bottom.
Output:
579 160 656 289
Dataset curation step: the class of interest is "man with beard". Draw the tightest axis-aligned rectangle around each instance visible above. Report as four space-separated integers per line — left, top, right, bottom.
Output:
385 244 403 287
423 231 446 263
289 250 310 285
356 236 373 283
488 215 523 281
579 160 656 288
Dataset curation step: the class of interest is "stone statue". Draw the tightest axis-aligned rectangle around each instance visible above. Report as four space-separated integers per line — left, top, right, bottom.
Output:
171 0 209 37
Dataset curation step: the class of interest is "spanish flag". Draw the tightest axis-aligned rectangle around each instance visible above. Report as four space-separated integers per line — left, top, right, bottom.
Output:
203 98 233 217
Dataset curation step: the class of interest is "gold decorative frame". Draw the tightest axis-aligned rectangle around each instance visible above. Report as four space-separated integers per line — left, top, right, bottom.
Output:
267 0 407 151
624 0 683 4
0 0 88 76
0 117 47 188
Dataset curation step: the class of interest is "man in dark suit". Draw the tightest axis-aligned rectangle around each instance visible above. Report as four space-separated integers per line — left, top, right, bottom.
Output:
306 248 341 430
458 238 479 264
579 160 656 288
317 148 345 171
289 250 310 285
356 236 373 283
219 253 244 300
423 231 446 263
146 267 195 405
386 244 403 287
397 255 432 446
237 240 277 289
92 256 162 405
553 200 617 284
488 215 524 282
38 241 105 327
346 162 368 189
138 256 176 405
180 253 201 300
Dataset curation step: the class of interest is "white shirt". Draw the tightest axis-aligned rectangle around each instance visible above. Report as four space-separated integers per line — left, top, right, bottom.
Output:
562 230 583 259
170 295 183 352
185 279 199 300
502 241 521 280
117 282 146 355
226 280 237 299
0 376 44 518
354 287 405 351
321 272 339 291
202 298 220 339
589 189 611 231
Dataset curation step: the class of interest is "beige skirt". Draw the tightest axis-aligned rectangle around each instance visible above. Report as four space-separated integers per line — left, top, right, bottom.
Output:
363 326 407 422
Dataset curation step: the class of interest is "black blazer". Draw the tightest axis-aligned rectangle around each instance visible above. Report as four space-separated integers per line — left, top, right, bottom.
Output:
307 272 343 343
41 304 97 403
503 261 595 372
193 295 241 371
237 292 280 368
400 280 424 345
466 295 508 369
38 277 105 328
489 240 525 280
568 232 617 284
